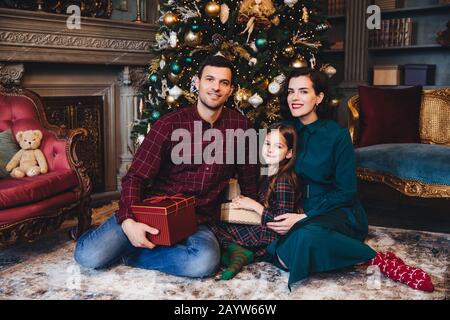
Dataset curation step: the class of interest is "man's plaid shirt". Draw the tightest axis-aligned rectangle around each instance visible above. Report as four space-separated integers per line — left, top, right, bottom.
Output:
116 105 259 224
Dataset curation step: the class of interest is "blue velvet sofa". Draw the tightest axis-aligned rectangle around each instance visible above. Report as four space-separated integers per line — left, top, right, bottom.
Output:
348 88 450 199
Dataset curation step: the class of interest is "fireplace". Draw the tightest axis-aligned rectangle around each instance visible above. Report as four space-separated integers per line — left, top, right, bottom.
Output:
43 95 106 192
0 7 156 196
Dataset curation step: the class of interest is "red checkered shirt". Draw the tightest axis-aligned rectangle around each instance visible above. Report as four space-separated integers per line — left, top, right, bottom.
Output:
209 175 299 259
116 105 259 224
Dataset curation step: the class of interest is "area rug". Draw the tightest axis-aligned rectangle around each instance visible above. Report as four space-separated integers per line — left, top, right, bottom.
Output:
0 202 448 300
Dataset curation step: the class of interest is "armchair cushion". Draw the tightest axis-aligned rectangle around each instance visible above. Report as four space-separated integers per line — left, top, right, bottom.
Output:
0 170 79 209
0 129 19 178
358 86 422 147
356 144 450 185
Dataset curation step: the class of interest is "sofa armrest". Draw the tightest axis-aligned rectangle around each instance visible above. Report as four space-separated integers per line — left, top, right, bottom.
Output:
347 95 360 146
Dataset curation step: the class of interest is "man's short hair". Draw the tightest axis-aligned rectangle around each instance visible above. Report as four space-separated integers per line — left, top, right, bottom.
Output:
198 55 235 84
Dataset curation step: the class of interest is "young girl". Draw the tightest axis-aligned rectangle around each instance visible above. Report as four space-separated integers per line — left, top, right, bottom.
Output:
210 123 303 280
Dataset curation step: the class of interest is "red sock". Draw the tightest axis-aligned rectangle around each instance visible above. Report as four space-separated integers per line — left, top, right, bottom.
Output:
369 251 434 292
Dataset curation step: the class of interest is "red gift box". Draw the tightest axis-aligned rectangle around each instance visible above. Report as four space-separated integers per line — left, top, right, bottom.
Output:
131 194 197 246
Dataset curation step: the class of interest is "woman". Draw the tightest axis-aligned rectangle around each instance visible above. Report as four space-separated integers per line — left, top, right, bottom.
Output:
265 68 434 292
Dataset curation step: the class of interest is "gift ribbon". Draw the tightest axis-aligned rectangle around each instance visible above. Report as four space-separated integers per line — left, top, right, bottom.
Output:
144 194 187 213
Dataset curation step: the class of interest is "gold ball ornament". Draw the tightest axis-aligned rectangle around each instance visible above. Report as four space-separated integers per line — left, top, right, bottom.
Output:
283 45 295 58
163 11 179 27
166 95 180 108
184 30 203 47
205 1 221 17
291 56 308 68
271 16 280 26
234 88 252 106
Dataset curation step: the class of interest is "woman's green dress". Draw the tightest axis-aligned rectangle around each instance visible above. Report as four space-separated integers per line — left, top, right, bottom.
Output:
266 119 377 289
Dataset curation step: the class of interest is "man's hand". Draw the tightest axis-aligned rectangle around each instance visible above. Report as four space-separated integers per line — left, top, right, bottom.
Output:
121 218 159 249
267 213 307 235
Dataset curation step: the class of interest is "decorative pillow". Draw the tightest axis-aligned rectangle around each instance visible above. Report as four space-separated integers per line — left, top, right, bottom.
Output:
0 129 20 178
358 86 422 147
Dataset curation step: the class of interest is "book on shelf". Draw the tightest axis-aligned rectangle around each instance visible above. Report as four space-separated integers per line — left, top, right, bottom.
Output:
369 17 414 48
374 0 405 10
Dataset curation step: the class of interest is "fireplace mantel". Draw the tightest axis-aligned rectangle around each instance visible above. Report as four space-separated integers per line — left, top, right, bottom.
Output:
0 8 157 65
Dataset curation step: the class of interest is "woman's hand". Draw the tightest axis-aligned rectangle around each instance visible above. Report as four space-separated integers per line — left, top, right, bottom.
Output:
267 213 307 235
232 196 264 215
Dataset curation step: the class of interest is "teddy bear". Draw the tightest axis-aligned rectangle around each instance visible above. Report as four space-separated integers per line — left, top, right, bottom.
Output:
6 130 48 178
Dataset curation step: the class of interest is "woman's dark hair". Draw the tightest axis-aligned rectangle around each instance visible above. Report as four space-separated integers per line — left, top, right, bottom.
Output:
261 123 301 213
280 68 330 121
198 55 235 84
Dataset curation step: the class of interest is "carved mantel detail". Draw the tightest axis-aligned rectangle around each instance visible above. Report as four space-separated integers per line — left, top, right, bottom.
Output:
0 63 24 85
0 31 151 52
0 8 157 65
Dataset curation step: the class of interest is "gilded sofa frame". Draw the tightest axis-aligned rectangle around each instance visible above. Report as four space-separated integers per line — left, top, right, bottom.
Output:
0 86 92 245
348 88 450 199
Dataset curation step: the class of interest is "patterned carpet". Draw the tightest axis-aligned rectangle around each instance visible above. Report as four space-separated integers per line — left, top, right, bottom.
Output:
0 202 449 300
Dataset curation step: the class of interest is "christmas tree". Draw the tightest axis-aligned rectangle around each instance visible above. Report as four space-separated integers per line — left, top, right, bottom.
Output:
132 0 337 144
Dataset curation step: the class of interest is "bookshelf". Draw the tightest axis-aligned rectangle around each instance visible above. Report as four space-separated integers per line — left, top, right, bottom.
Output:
368 0 450 86
319 0 449 126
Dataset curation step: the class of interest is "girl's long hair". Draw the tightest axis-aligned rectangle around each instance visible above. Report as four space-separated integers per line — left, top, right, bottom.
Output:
261 123 301 213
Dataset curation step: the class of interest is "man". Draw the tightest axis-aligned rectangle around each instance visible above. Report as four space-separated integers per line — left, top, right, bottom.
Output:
74 55 259 278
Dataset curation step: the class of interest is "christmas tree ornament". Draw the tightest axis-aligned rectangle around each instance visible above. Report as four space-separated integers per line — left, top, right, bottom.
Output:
163 11 179 27
284 0 298 8
234 87 252 107
271 16 280 26
149 73 158 83
248 57 258 66
183 56 193 65
291 56 308 68
274 74 286 84
169 31 178 48
166 95 177 106
249 41 258 53
191 24 201 32
268 80 281 95
249 93 264 108
170 61 182 74
159 56 166 69
302 7 310 23
329 99 340 108
238 0 276 43
322 64 337 78
151 110 161 120
205 1 221 17
220 3 230 24
168 72 181 84
316 22 330 32
184 30 203 47
282 45 295 58
255 36 268 50
169 85 183 100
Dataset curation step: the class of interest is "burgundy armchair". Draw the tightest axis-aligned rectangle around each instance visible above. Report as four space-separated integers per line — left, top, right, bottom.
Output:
0 86 91 245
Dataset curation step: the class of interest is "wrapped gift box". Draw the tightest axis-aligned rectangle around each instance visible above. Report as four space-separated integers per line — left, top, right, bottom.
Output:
373 65 403 86
224 178 241 201
403 64 436 86
220 202 261 225
131 195 197 246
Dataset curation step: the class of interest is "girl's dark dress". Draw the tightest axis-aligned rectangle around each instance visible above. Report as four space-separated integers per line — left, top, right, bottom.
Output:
210 175 298 259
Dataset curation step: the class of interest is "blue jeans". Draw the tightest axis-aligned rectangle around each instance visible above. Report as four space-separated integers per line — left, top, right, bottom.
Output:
74 215 220 278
